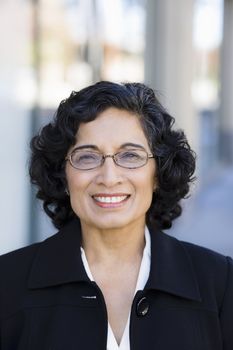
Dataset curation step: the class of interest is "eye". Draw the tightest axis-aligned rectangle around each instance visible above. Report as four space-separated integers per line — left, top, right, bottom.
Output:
118 150 144 162
72 151 101 164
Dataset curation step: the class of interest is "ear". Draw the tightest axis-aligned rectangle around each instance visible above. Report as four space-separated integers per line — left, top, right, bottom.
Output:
153 178 158 192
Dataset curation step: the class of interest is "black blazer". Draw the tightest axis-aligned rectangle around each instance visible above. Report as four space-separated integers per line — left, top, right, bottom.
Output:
0 219 233 349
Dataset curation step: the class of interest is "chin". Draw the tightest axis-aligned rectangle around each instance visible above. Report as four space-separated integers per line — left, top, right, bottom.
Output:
93 220 128 230
82 215 132 231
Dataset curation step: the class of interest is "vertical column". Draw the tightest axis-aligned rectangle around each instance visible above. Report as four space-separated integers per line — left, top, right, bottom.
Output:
219 0 233 164
144 0 197 151
0 1 31 253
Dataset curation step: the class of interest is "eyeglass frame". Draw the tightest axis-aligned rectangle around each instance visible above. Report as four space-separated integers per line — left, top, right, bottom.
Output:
65 148 154 170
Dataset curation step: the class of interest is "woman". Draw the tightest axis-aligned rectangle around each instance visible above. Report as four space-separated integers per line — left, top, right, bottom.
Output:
0 81 232 350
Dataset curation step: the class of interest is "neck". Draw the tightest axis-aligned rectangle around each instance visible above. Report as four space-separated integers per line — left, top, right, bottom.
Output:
80 220 146 265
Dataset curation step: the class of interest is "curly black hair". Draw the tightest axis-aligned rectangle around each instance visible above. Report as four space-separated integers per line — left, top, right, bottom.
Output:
29 81 196 230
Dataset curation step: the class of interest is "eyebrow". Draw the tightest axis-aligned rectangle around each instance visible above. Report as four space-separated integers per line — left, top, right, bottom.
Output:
72 142 146 152
72 144 99 151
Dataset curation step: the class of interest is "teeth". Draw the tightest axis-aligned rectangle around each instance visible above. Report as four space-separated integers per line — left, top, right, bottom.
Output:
93 196 128 203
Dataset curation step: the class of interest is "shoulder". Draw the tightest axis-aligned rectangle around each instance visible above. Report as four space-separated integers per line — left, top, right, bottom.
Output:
0 243 41 319
0 234 57 295
178 240 233 334
178 238 233 307
0 228 62 281
0 219 81 292
180 238 230 262
0 242 41 275
158 230 231 273
0 243 41 298
180 238 232 273
0 226 64 271
151 229 233 307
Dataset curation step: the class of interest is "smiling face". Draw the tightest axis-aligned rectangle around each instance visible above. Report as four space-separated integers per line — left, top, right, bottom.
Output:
65 107 156 232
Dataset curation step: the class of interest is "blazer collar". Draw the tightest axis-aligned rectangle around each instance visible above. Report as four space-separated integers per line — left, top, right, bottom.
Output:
28 219 201 302
145 226 201 301
28 219 89 289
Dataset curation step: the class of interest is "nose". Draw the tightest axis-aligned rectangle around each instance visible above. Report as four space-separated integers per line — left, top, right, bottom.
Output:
95 156 123 187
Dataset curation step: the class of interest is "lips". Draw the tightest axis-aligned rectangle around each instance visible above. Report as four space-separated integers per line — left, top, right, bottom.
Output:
92 193 130 206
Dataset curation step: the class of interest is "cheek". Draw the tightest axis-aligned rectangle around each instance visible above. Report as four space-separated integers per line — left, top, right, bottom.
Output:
139 170 156 208
141 166 156 189
134 171 155 202
67 176 90 218
66 171 94 209
66 167 88 192
66 173 84 208
68 177 81 192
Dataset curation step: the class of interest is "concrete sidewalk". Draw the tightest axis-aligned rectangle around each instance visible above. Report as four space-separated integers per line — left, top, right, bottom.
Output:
169 166 233 257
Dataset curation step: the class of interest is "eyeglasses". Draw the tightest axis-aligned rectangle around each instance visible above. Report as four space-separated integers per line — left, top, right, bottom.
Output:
66 148 154 170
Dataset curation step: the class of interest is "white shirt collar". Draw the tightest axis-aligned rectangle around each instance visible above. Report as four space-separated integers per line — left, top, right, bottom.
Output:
80 227 151 350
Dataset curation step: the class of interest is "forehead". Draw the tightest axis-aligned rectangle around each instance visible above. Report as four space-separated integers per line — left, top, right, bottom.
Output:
75 108 149 148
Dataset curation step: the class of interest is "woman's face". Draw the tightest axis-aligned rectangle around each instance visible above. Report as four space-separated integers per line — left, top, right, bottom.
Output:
65 107 156 231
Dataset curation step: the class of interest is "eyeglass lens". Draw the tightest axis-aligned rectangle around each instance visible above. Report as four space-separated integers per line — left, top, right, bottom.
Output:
70 149 149 169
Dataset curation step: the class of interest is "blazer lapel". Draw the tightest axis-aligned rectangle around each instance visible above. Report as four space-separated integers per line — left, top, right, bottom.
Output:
145 226 202 302
28 218 90 289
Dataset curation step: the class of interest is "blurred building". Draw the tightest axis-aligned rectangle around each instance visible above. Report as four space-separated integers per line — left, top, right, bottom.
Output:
0 0 232 255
